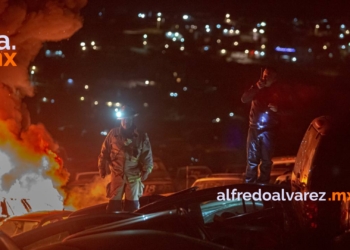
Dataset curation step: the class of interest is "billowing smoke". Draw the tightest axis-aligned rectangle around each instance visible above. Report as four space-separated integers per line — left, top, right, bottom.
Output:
0 0 86 213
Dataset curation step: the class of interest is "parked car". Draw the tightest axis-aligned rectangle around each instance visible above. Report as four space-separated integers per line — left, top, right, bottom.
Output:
9 213 140 250
71 183 296 249
269 156 295 183
0 210 72 237
191 173 243 190
31 230 232 250
174 166 212 191
291 116 350 240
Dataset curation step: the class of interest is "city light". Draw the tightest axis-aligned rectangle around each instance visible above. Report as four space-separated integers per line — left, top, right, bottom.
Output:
173 72 178 77
115 102 121 107
94 101 98 105
138 13 145 18
157 12 162 17
341 45 346 49
84 85 89 90
101 131 108 136
80 96 85 101
308 48 312 52
91 41 95 46
172 37 176 41
260 51 265 56
180 38 185 42
323 45 327 50
51 99 55 104
223 29 228 34
253 28 257 33
216 24 221 29
144 103 149 107
220 49 227 54
176 78 181 83
206 28 211 33
180 46 185 51
226 13 230 18
341 24 345 29
261 44 266 49
235 30 240 34
204 46 209 51
143 41 147 45
165 44 169 48
67 78 74 84
183 87 188 91
217 39 221 44
143 34 147 38
275 46 296 53
32 65 36 70
183 15 189 20
244 50 249 54
339 34 344 39
107 102 113 107
346 30 350 34
80 42 85 46
31 70 34 75
42 97 47 102
157 17 161 22
259 29 265 34
82 46 86 51
292 57 297 62
261 22 266 26
116 111 122 118
233 41 239 46
145 80 150 85
315 24 320 29
229 112 234 117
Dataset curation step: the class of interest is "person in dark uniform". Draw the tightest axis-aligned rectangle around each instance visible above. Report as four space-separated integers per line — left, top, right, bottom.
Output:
241 67 293 183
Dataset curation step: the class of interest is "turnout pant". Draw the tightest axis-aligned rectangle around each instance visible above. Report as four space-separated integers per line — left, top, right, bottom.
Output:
245 128 276 184
106 172 144 212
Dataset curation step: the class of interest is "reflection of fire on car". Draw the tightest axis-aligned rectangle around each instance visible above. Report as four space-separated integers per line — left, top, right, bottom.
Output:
0 210 72 237
191 173 244 190
174 166 212 191
291 116 350 240
269 156 295 181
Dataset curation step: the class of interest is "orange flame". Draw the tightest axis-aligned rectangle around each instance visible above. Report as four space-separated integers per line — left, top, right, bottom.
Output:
0 121 70 214
64 175 109 210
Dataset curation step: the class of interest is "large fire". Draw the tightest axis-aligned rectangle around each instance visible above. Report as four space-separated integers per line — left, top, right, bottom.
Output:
0 119 68 213
0 0 87 215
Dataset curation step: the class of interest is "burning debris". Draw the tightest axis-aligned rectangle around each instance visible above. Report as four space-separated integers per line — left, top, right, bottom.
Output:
0 0 86 215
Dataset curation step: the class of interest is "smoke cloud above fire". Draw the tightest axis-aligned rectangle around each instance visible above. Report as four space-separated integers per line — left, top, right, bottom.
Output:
0 0 86 213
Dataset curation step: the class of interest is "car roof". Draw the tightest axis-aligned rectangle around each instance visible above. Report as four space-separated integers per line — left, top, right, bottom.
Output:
4 210 72 222
193 177 242 182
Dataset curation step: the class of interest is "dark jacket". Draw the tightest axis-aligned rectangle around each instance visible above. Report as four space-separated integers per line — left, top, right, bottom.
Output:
241 82 293 130
98 127 153 178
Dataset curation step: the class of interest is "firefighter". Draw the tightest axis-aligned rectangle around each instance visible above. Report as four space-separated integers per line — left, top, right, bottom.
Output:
98 105 153 212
